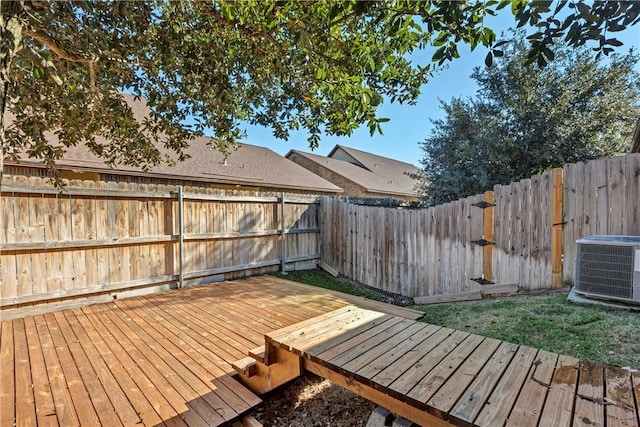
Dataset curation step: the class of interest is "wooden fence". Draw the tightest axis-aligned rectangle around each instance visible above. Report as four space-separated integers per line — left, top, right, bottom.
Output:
3 154 639 311
1 176 320 312
320 154 640 299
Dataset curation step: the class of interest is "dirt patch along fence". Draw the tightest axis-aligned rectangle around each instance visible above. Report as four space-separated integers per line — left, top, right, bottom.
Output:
320 153 640 299
1 176 320 311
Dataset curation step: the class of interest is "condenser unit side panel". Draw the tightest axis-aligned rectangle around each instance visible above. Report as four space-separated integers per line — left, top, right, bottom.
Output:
635 249 640 303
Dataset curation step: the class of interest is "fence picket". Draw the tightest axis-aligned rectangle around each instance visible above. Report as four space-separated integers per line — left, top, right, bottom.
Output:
4 154 640 306
625 154 640 235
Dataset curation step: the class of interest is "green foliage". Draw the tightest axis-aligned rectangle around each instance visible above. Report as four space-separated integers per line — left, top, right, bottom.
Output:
417 33 640 205
2 1 640 180
415 294 640 368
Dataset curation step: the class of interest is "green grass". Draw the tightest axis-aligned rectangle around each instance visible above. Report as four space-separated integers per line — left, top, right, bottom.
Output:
276 269 640 368
413 294 640 368
270 270 385 301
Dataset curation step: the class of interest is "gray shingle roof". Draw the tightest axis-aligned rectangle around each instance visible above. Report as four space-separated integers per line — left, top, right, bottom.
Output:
286 149 417 197
5 94 342 193
328 145 420 195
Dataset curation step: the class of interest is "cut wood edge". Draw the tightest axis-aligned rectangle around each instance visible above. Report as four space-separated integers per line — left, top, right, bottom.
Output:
248 346 266 364
318 261 339 277
232 357 258 378
414 290 482 305
480 283 519 297
232 414 263 427
234 347 302 395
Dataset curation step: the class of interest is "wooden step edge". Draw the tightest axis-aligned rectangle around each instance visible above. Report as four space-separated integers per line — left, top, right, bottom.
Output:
248 345 266 364
232 356 257 378
232 414 263 427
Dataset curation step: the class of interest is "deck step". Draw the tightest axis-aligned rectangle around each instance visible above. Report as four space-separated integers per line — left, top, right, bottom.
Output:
232 356 257 378
248 345 266 364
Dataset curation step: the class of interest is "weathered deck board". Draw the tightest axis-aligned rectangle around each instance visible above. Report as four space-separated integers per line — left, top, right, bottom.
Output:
263 306 640 427
0 276 421 426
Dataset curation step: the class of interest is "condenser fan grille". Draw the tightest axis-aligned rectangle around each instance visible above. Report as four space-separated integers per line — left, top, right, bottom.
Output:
575 244 634 299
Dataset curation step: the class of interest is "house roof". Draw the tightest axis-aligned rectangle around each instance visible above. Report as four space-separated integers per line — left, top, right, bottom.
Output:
5 94 342 194
285 149 416 197
327 145 420 195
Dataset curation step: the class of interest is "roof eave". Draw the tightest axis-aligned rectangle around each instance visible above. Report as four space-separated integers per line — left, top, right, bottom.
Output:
6 160 344 193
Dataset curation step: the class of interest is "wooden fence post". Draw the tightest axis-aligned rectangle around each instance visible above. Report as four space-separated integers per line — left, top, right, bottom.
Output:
280 192 286 273
177 185 184 288
552 168 564 287
483 191 495 282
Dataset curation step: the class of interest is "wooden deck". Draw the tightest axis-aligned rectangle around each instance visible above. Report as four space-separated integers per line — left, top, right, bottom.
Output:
0 276 423 427
238 305 640 427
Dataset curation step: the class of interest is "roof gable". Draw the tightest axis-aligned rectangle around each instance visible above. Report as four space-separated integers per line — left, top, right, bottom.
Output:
326 145 420 196
286 149 416 197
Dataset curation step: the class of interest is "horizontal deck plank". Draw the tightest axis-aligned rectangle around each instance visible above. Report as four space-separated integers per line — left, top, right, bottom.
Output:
2 276 420 426
605 365 638 427
427 337 502 420
0 322 16 427
538 354 580 427
5 276 639 427
474 344 538 426
505 350 558 427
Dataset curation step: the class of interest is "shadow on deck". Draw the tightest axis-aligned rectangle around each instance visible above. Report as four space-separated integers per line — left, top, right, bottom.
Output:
0 275 420 427
233 305 640 427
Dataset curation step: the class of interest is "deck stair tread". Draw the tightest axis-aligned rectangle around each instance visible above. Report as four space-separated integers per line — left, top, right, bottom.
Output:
248 346 266 364
256 306 640 427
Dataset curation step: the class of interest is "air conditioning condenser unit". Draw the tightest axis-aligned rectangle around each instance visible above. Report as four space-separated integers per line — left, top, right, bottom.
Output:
574 235 640 305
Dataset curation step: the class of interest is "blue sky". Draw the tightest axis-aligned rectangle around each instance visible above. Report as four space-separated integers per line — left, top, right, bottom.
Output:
239 12 640 167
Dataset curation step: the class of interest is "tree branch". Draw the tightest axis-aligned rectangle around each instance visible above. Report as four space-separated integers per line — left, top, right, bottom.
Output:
194 0 278 45
23 27 98 109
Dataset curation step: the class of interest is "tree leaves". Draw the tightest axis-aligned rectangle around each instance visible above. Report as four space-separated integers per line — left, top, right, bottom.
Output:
3 0 639 180
417 34 640 205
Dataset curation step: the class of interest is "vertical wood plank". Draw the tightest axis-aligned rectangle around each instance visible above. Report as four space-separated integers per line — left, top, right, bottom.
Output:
551 168 564 287
127 197 140 282
423 207 433 296
107 184 121 286
28 191 46 296
624 154 640 235
450 201 461 295
93 181 109 287
595 158 610 235
541 172 553 288
562 163 577 285
84 187 98 288
460 196 476 292
15 194 32 298
483 191 495 283
519 179 532 290
434 205 443 295
583 160 598 237
71 193 87 290
608 156 626 235
1 190 18 298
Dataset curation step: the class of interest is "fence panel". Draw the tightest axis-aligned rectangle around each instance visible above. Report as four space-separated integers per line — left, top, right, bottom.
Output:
1 176 320 309
562 154 640 282
321 154 639 298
